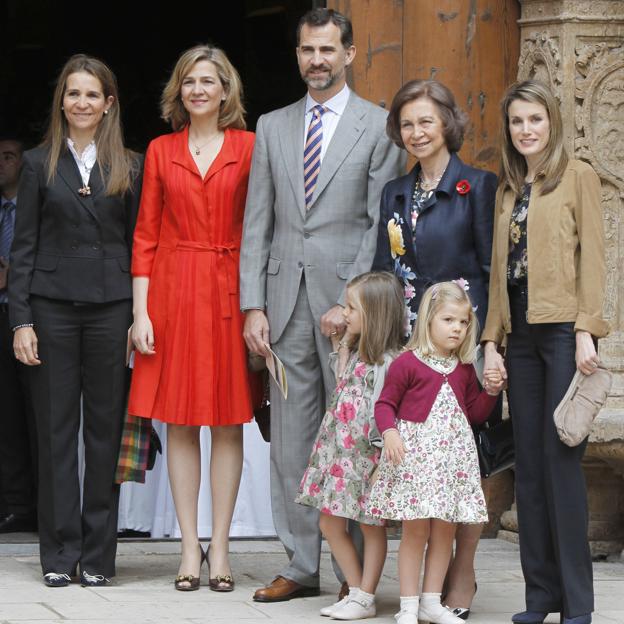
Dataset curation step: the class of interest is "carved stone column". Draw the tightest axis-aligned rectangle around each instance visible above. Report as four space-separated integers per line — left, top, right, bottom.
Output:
500 0 624 557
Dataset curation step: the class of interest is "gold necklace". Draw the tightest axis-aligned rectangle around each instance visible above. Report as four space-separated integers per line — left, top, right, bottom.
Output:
419 172 443 191
189 131 221 156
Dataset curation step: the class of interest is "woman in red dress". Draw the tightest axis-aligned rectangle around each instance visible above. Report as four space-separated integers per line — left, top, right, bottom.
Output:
128 45 254 591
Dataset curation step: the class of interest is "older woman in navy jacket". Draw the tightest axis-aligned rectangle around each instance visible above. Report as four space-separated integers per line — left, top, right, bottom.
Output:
373 79 497 620
373 79 496 334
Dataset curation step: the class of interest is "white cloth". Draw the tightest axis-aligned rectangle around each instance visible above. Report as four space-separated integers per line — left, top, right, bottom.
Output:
303 84 350 163
66 139 96 186
118 421 275 537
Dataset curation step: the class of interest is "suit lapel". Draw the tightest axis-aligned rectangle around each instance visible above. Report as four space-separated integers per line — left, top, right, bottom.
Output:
278 97 307 218
88 163 105 200
307 92 365 210
57 151 100 222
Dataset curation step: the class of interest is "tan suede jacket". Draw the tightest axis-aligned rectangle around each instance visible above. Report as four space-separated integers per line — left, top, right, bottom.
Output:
482 159 609 344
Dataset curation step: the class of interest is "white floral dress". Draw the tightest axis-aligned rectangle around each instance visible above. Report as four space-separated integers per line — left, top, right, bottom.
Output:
366 353 488 524
295 352 387 526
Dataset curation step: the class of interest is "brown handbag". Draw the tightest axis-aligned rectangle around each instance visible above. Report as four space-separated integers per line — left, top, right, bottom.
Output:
553 364 612 447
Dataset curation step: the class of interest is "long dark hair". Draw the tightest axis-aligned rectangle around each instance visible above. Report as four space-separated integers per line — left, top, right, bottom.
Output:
43 54 136 196
499 80 568 197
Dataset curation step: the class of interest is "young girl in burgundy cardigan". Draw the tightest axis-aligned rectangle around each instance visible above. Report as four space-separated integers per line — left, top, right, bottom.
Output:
367 281 504 624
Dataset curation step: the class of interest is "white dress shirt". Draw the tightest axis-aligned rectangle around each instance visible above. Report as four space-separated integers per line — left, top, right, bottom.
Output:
67 139 97 186
303 84 350 164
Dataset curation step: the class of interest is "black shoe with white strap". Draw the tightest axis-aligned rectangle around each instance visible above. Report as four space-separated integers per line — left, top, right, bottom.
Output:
43 572 71 587
80 571 111 587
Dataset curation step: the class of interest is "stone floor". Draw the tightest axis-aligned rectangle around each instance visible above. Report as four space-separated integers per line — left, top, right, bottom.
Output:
0 537 622 624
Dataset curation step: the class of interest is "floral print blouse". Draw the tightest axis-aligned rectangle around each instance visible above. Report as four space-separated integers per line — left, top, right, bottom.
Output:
411 178 434 234
507 183 531 285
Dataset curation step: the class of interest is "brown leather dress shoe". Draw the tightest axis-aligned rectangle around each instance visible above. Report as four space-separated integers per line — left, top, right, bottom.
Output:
253 576 320 602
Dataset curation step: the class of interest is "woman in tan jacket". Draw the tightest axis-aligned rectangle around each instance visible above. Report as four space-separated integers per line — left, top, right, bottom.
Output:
482 80 608 624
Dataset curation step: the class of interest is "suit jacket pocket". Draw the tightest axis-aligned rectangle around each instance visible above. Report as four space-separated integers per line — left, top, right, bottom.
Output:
336 261 354 280
267 256 281 275
34 253 60 272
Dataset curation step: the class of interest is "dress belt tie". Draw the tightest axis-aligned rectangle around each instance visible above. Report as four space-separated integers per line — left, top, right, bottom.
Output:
165 240 238 319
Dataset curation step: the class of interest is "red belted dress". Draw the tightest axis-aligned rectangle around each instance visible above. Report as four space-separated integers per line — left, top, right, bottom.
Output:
128 126 255 426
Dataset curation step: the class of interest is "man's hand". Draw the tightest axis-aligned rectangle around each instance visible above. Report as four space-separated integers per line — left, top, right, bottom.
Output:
244 309 271 357
320 305 346 338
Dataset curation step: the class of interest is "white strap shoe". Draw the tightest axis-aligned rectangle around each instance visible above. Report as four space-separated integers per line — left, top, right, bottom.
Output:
320 595 349 617
331 596 376 620
395 610 419 624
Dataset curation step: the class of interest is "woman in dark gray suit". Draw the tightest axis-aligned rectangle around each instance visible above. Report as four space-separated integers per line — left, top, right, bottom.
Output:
9 54 142 587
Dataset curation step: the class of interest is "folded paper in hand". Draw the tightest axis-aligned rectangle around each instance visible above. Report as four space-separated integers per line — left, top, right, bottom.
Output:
264 343 288 400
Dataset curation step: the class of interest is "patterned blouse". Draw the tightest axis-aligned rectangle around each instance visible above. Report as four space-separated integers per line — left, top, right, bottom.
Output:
410 178 434 234
507 183 531 285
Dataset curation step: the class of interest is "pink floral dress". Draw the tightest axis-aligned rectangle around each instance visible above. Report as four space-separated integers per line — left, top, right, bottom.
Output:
366 352 488 524
295 352 386 526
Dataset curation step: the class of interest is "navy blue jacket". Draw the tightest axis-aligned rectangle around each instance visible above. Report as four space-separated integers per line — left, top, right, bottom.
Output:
372 152 497 334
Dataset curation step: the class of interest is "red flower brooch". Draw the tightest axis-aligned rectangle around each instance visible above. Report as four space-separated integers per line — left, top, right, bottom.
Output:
456 179 471 195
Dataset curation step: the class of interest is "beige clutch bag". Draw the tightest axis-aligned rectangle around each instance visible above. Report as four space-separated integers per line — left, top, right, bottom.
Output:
553 364 612 447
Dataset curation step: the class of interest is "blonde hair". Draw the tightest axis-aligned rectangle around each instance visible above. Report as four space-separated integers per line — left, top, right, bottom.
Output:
347 272 405 365
161 45 246 132
499 80 568 198
43 54 137 196
407 281 478 364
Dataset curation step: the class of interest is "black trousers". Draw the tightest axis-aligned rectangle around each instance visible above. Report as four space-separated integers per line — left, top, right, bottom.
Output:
506 287 593 618
0 304 37 516
29 296 131 577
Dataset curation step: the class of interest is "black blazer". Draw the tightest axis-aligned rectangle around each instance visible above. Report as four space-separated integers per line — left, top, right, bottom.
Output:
8 146 143 327
372 152 497 332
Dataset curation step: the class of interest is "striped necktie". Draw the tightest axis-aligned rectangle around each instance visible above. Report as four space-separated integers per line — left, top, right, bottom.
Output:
304 104 327 210
0 202 15 261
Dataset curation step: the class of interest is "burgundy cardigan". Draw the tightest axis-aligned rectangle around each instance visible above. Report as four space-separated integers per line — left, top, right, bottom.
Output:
375 351 498 434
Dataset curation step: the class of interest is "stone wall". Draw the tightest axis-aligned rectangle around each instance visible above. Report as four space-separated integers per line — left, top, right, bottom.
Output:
499 0 624 558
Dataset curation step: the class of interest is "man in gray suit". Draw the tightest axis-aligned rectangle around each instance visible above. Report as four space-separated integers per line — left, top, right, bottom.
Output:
240 8 404 603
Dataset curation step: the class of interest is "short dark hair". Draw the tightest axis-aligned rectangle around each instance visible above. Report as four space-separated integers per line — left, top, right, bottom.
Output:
386 79 468 153
296 8 353 48
0 137 24 157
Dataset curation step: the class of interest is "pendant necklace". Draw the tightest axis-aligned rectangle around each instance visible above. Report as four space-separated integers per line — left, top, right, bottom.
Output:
75 143 94 197
190 131 221 156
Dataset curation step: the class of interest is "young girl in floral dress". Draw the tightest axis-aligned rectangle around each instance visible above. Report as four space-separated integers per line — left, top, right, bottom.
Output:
367 282 504 624
296 271 405 620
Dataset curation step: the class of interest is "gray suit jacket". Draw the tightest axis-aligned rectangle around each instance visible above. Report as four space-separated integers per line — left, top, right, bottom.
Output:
240 90 405 343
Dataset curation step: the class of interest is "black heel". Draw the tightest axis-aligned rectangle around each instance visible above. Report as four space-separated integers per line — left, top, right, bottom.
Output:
445 581 478 620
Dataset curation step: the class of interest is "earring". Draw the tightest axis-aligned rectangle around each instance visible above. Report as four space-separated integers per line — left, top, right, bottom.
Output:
104 110 109 115
61 106 64 110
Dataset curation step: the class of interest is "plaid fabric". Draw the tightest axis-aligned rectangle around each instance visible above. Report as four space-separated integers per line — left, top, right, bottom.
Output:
115 413 152 484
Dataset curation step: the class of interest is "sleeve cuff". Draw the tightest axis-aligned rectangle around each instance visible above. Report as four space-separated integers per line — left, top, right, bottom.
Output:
574 313 610 339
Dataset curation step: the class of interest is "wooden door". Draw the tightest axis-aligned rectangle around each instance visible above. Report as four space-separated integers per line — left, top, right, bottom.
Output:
328 0 520 172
